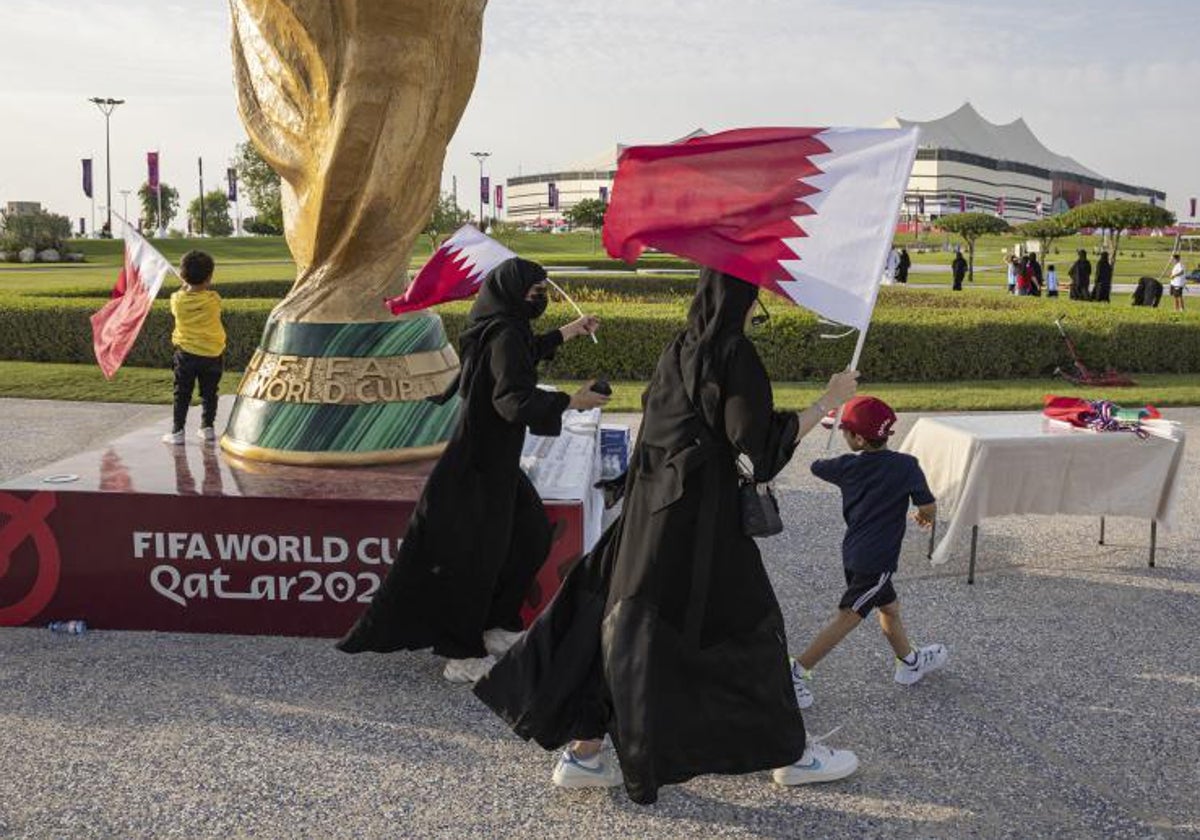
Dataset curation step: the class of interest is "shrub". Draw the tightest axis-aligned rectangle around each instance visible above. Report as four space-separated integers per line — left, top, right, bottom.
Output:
3 288 1196 382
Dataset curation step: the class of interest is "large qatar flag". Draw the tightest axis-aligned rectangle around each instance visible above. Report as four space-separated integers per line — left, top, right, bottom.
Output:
386 225 515 314
603 126 919 330
90 223 175 378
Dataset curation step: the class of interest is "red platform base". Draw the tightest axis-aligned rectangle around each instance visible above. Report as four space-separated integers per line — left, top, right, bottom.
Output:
0 425 583 637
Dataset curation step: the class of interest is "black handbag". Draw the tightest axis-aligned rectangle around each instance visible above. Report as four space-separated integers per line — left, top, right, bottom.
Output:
738 459 784 538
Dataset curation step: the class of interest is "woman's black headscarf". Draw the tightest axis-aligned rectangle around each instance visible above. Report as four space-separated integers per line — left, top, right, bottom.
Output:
680 268 760 418
431 257 548 404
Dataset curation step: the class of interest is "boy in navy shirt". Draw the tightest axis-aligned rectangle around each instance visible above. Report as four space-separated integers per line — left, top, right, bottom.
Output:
791 396 947 708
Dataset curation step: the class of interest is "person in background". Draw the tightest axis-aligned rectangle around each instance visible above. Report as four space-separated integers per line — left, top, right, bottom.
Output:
1045 263 1060 298
895 247 911 284
1069 249 1092 300
1169 254 1187 312
1092 251 1113 303
1006 255 1018 294
162 250 226 445
951 249 968 291
1016 256 1033 296
1027 252 1044 296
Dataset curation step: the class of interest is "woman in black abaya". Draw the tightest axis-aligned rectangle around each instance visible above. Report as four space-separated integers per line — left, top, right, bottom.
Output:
475 269 860 804
338 258 608 683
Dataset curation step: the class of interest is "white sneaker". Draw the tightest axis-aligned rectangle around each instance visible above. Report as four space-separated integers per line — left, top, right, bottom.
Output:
894 643 949 686
161 430 185 445
197 426 217 442
551 748 624 789
483 627 524 657
773 741 859 786
442 655 495 684
790 657 814 709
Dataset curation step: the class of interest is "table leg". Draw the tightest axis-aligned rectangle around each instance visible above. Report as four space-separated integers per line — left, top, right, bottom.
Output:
927 519 937 559
967 525 978 585
1149 521 1157 568
1099 516 1106 546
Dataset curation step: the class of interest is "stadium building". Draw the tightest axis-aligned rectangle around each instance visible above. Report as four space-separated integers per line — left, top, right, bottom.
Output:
503 105 1164 226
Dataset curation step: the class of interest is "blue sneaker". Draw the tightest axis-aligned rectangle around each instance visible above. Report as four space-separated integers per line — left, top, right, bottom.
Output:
551 747 623 789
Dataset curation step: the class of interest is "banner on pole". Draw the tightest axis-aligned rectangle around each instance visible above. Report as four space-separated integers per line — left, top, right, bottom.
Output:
147 152 160 192
996 196 1005 216
1191 197 1196 219
495 184 504 210
481 176 490 205
599 185 609 203
917 194 925 215
548 182 559 210
959 195 967 213
82 159 93 199
226 168 238 202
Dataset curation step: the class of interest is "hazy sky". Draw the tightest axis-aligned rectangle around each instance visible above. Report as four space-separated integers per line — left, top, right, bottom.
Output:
2 0 1196 229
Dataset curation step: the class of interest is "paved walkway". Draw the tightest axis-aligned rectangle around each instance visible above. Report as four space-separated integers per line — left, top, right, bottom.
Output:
1 399 1197 839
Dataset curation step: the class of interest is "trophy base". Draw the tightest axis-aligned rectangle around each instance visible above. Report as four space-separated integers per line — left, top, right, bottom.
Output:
221 315 461 467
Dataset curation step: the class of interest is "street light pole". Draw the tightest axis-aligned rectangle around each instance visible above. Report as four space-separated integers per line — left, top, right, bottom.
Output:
119 189 132 230
89 97 125 237
471 151 490 230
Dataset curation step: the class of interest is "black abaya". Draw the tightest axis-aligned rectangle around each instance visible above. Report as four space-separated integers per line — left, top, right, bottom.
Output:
1092 256 1113 302
1070 256 1092 300
475 270 806 804
338 259 570 660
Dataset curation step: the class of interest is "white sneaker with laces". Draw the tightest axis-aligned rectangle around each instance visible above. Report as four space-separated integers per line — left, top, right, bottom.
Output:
442 655 495 684
197 426 217 442
773 735 859 786
789 657 814 709
894 643 949 686
551 748 624 789
161 430 185 445
483 627 524 657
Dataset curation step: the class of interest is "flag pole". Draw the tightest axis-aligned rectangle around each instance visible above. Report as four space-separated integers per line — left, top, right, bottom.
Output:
825 127 920 451
544 276 599 344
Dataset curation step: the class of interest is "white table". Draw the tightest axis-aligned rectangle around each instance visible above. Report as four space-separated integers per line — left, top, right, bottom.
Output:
521 408 607 553
898 414 1187 583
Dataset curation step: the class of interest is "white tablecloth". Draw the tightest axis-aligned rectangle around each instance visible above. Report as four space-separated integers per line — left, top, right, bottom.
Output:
521 408 607 552
898 414 1187 565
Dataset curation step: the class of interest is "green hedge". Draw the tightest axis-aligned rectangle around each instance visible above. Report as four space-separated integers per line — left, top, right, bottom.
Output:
2 289 1196 382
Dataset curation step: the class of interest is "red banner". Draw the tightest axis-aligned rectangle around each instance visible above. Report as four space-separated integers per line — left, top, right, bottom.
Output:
147 151 160 192
0 489 582 637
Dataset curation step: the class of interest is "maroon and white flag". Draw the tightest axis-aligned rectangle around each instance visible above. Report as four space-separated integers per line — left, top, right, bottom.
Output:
603 126 918 330
91 220 175 378
385 225 515 315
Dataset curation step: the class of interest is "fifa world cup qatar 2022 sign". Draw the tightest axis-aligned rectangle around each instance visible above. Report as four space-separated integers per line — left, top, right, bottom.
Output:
0 488 583 636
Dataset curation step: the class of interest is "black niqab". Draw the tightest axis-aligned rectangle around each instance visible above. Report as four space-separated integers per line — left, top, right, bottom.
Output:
433 257 548 404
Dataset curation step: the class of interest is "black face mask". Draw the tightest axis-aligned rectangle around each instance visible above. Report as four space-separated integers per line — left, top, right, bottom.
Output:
526 292 548 319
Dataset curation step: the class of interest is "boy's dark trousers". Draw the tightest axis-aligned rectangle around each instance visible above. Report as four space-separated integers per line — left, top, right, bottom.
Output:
173 349 223 432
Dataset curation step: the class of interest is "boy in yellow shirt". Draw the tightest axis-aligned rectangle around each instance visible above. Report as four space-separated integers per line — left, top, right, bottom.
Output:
162 251 226 444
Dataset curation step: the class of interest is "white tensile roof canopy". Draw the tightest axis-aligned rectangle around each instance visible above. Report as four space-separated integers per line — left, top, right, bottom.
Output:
882 102 1103 180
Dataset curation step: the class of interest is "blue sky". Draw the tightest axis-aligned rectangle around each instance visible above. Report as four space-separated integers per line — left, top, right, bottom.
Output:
1 0 1195 227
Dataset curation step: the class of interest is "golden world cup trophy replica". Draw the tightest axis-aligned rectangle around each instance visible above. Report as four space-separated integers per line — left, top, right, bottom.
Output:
221 0 486 465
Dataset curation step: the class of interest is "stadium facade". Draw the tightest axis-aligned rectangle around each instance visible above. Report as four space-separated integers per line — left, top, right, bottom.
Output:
503 105 1164 226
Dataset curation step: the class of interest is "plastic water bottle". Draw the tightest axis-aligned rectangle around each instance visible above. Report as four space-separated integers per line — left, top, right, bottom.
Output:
48 620 87 635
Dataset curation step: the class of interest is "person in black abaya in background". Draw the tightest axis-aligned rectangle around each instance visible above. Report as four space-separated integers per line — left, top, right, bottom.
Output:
1092 251 1113 302
475 269 861 804
1069 249 1092 300
338 258 608 683
895 247 911 284
951 249 968 291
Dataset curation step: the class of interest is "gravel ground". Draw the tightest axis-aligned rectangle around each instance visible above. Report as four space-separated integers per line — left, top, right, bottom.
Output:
1 399 1197 839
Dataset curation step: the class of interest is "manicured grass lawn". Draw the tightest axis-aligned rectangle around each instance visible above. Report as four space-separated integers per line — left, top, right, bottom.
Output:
2 361 1194 413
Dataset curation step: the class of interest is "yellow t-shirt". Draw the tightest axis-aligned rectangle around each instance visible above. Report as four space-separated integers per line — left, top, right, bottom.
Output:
170 288 226 357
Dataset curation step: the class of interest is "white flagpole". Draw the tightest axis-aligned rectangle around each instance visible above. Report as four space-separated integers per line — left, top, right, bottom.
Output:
544 276 599 344
825 128 920 451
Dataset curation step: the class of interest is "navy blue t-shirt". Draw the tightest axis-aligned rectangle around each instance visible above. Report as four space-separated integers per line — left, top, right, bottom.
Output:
811 449 935 574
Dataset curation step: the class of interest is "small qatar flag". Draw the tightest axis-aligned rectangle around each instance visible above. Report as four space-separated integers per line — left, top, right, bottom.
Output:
603 126 918 330
386 225 515 314
91 219 175 378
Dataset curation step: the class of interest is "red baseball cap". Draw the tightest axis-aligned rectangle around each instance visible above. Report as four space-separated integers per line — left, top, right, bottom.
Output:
839 396 897 440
